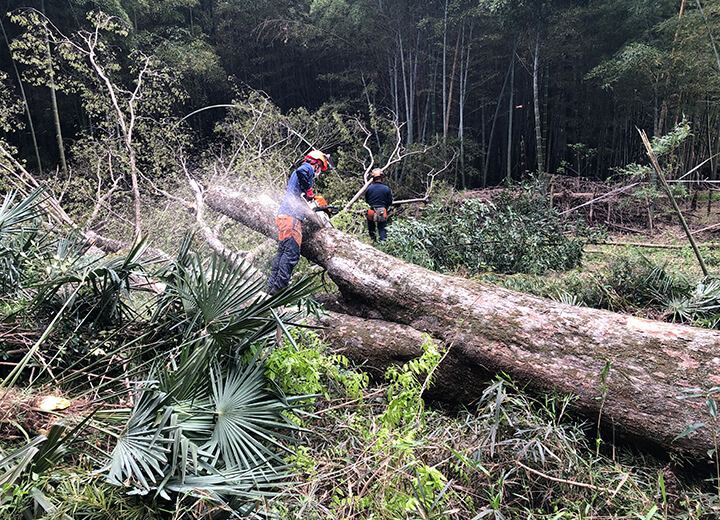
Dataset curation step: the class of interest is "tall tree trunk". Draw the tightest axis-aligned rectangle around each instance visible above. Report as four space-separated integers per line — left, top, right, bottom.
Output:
1 19 42 173
696 0 720 74
481 105 487 188
543 62 549 173
206 186 720 463
398 31 413 145
484 45 515 188
506 52 515 184
442 0 449 144
714 114 720 180
444 28 461 144
532 25 544 175
41 0 68 177
458 22 473 190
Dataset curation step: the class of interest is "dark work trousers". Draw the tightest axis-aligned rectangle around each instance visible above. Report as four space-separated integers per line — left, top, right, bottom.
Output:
267 215 302 294
368 219 388 242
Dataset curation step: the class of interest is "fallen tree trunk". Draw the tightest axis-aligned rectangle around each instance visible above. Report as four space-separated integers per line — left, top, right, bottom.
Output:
307 305 495 400
206 186 720 462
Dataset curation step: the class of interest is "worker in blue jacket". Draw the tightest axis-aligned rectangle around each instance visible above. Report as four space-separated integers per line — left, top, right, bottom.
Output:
365 168 393 242
267 150 328 295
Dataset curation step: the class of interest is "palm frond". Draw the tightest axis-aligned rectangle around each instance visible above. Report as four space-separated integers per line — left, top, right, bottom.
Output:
204 362 301 470
0 414 94 493
0 188 47 297
0 187 46 236
102 363 304 503
551 290 585 307
665 278 720 327
33 234 155 327
104 387 174 492
163 462 294 499
154 248 316 398
0 435 43 487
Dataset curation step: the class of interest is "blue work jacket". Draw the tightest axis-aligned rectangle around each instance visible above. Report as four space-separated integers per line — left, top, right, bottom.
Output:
278 162 314 220
365 181 393 209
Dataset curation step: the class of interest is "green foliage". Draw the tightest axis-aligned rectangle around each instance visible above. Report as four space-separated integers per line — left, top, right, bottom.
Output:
8 8 191 234
471 376 587 466
586 42 667 91
0 71 23 133
0 189 45 298
34 471 162 520
489 247 720 331
676 386 720 501
651 119 691 159
263 327 368 401
0 191 322 515
603 252 692 311
0 419 95 518
32 235 153 330
0 479 32 518
557 143 598 177
101 361 302 504
330 337 455 519
215 91 352 189
615 162 653 181
383 180 586 275
666 278 720 328
81 238 320 511
380 336 442 431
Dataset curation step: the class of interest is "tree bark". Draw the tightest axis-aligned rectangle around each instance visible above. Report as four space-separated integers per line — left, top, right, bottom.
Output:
206 186 720 462
309 299 494 399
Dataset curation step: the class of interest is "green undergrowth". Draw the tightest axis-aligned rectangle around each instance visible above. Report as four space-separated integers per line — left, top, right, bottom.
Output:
480 249 720 329
5 330 720 519
3 277 719 519
380 179 599 276
255 329 720 520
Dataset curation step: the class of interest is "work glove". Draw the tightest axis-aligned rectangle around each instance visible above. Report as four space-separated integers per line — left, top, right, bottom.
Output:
304 188 315 200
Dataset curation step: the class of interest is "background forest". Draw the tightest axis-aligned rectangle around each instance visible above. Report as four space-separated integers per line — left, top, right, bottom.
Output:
2 0 719 189
3 1 720 519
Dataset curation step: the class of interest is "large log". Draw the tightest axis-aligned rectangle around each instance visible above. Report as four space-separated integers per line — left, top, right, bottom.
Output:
307 304 494 399
206 186 720 461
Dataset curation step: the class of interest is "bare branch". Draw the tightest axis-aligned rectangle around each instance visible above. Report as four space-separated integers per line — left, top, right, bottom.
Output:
87 150 123 226
341 119 443 213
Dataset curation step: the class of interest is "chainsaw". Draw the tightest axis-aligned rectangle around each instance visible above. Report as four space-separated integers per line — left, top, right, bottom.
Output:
307 195 339 228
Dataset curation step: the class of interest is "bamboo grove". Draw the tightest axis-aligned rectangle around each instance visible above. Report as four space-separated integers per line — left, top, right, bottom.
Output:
1 0 720 189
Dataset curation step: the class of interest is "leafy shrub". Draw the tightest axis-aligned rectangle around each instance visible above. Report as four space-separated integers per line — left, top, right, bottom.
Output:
263 327 368 402
383 182 586 275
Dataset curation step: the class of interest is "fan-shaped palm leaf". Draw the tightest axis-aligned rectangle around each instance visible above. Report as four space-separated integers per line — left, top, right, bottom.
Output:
104 388 174 493
102 363 306 503
163 462 295 502
0 188 46 296
169 253 314 343
665 278 720 326
0 187 46 236
33 234 156 327
204 362 302 470
153 246 316 399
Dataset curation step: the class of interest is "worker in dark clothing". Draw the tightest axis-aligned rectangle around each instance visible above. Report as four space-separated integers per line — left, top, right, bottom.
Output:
365 168 393 242
267 150 328 295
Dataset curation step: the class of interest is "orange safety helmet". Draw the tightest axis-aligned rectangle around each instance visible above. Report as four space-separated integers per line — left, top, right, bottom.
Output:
371 168 383 178
305 150 328 171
